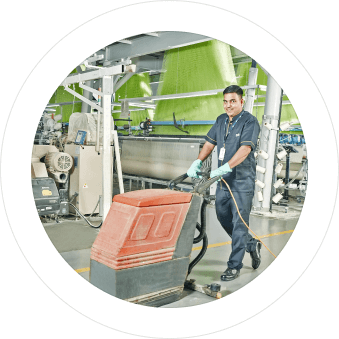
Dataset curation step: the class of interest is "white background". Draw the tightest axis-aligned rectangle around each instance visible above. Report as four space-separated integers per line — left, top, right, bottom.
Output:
1 1 338 338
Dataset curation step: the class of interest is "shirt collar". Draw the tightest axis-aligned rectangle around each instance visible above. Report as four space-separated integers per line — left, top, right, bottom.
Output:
226 110 244 124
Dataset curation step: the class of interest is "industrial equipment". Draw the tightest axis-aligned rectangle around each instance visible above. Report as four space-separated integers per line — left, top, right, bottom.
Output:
139 118 153 134
119 137 203 181
67 112 114 144
34 112 63 145
31 145 73 217
89 173 220 307
65 110 116 216
43 151 73 184
32 177 61 216
65 144 114 215
273 145 307 203
138 113 188 136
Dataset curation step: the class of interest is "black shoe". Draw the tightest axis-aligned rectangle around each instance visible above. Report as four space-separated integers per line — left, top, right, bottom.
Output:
221 268 240 281
250 242 262 269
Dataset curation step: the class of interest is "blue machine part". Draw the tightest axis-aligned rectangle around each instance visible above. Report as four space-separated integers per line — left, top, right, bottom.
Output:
279 134 305 145
151 120 216 127
75 130 87 144
117 120 216 131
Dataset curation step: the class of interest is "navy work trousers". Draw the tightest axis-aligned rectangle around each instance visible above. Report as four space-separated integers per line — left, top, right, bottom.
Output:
215 187 257 270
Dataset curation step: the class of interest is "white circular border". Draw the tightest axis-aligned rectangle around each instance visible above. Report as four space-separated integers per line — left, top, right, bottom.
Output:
1 1 337 338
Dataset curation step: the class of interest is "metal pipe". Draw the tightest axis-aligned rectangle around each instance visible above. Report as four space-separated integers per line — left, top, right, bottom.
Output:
270 89 284 211
81 80 94 113
119 85 265 103
101 77 113 220
95 87 101 153
113 130 124 194
61 64 124 86
63 85 102 112
117 136 206 143
243 61 258 114
261 75 283 211
284 153 290 200
253 119 265 210
99 195 103 217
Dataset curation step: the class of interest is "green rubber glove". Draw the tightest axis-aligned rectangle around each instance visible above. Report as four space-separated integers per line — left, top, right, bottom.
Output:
187 159 202 178
210 162 232 178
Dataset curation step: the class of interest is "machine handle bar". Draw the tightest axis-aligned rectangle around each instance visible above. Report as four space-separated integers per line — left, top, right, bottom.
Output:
192 175 220 194
196 171 209 177
168 171 220 194
168 173 188 189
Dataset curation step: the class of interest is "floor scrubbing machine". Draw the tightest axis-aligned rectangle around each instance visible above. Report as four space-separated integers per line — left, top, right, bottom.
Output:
89 173 220 307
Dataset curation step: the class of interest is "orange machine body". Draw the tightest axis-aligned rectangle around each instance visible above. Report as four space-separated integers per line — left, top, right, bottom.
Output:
91 189 192 270
89 189 201 306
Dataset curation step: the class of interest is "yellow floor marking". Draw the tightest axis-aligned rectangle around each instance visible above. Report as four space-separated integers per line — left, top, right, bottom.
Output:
75 267 90 274
75 230 294 273
192 229 294 251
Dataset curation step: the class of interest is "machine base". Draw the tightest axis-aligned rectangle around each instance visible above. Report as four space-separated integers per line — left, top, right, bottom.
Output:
90 257 190 306
126 286 183 307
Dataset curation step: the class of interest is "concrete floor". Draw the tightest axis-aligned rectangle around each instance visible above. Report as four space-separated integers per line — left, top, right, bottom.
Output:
43 192 301 308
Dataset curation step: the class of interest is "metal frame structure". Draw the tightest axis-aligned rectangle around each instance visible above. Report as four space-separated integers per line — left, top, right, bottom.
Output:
118 85 267 104
55 31 295 218
61 63 134 219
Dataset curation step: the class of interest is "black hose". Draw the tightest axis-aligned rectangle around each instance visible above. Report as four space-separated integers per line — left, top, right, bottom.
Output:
193 199 207 243
187 199 208 275
70 203 103 228
188 223 208 275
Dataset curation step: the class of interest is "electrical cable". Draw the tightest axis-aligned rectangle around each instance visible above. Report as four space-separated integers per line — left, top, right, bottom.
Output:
69 203 102 228
89 197 100 218
221 177 277 259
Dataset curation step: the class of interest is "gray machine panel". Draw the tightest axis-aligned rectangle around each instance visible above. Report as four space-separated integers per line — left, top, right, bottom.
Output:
120 139 200 180
65 144 114 215
90 257 190 300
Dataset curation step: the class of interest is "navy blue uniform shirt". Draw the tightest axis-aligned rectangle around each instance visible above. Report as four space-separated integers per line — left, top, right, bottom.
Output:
206 110 260 192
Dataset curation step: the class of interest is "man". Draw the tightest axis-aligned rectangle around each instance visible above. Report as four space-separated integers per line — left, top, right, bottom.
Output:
187 85 261 281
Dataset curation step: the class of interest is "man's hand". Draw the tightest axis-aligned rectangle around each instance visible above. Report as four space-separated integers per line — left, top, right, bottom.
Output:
187 159 202 178
210 162 232 178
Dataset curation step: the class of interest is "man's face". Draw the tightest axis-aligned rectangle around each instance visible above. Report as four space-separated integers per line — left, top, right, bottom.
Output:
223 92 244 118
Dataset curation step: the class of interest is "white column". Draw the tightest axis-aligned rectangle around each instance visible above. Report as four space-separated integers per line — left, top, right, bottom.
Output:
243 63 258 114
81 80 94 113
261 76 282 211
112 130 124 194
254 74 282 211
101 76 113 220
253 119 265 210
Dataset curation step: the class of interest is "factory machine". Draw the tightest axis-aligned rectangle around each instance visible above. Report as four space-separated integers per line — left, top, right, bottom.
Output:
90 173 220 306
65 143 113 216
117 136 307 200
32 111 116 220
34 112 64 146
31 145 73 217
88 136 307 306
31 98 307 224
118 136 216 192
65 112 114 216
32 112 106 218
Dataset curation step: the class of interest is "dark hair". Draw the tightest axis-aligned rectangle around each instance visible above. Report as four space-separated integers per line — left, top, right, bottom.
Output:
223 85 243 98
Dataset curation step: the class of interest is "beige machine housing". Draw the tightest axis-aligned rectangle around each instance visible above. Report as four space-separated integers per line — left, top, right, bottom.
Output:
65 144 114 215
31 145 59 179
